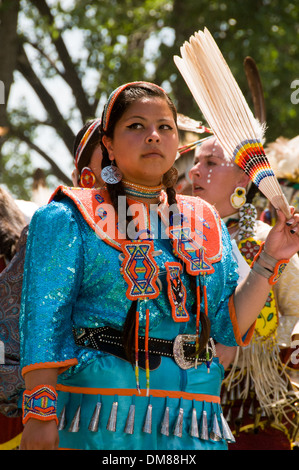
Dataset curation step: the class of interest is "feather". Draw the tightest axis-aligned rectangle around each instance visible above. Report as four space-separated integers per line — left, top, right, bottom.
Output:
243 56 266 124
174 28 291 218
177 113 212 134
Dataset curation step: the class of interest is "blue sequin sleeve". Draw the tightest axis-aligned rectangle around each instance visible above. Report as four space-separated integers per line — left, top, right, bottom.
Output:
19 201 83 374
208 221 240 346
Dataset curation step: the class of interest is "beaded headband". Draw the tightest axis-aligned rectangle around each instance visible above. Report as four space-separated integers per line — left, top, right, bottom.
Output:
102 81 166 132
75 118 101 169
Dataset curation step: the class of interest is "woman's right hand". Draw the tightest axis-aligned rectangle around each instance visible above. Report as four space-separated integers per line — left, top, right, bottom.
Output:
215 343 238 370
20 418 59 450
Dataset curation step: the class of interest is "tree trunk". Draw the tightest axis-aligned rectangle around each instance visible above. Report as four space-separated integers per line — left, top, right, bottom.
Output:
0 0 20 156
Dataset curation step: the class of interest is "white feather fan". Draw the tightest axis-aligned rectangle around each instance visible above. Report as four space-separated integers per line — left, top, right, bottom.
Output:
174 28 291 218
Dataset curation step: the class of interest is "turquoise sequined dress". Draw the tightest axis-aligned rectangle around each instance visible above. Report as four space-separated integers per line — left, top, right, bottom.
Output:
19 190 249 450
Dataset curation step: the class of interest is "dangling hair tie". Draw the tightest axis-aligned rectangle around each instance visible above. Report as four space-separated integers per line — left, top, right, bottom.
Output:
203 279 208 317
202 275 211 373
195 276 201 369
145 302 150 396
135 303 141 394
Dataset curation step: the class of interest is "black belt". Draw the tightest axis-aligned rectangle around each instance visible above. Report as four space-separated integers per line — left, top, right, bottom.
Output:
73 326 216 371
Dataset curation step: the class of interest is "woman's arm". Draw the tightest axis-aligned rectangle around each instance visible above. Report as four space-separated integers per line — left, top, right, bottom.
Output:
234 208 299 336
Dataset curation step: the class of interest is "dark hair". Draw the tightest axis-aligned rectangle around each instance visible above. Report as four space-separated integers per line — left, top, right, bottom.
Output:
100 82 210 363
73 119 102 173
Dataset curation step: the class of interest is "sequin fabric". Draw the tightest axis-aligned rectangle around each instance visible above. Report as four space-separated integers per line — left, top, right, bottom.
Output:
19 196 239 380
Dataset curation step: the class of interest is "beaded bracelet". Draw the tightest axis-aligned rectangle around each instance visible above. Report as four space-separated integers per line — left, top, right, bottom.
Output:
22 385 58 425
251 242 289 285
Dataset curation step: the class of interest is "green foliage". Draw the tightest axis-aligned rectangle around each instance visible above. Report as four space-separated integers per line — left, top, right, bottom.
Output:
0 139 35 200
2 0 299 198
156 0 299 143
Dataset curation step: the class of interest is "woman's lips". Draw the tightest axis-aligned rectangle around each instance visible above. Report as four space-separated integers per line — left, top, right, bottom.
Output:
142 152 163 158
193 184 205 192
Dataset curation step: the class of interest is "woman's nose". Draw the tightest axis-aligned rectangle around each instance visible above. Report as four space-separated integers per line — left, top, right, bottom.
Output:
189 162 201 178
145 128 160 143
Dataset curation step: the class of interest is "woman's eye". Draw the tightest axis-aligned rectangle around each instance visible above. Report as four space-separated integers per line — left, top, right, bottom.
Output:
160 124 172 130
127 123 143 129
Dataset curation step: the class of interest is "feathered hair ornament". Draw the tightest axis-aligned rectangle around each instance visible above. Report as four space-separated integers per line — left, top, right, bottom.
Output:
176 113 213 156
174 28 291 218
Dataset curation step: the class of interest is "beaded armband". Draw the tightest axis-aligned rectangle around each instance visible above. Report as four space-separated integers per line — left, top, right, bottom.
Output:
22 385 58 425
251 242 289 285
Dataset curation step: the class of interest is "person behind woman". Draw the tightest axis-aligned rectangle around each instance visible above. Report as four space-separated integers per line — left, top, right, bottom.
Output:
190 136 299 449
0 187 27 449
19 82 299 450
0 120 103 449
71 118 103 188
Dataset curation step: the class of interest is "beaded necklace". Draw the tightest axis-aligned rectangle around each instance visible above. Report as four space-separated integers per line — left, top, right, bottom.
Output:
122 179 163 200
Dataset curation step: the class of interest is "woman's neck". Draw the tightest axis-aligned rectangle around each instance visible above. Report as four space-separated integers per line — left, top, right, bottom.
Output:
122 179 163 205
222 211 240 237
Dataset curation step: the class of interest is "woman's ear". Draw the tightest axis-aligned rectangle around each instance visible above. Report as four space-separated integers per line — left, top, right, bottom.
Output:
102 135 114 161
237 171 251 189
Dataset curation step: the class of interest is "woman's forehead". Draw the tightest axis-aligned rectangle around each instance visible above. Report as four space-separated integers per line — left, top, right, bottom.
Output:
197 138 225 159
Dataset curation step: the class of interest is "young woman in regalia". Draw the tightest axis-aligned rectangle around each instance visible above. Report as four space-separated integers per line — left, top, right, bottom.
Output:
19 82 299 450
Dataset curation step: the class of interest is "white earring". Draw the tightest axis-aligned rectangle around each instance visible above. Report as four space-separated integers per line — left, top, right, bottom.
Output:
230 187 246 209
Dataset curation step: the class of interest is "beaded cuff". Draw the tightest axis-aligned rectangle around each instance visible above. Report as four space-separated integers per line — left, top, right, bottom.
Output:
268 259 289 285
22 385 58 425
251 242 289 285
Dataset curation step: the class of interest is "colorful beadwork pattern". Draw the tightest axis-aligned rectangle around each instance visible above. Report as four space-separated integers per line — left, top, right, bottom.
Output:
122 179 163 200
120 240 160 300
80 167 96 188
49 188 223 266
269 259 289 285
233 139 275 187
168 227 214 276
238 238 261 263
237 203 257 241
22 385 58 424
102 82 165 131
238 238 278 339
74 119 101 169
165 262 189 322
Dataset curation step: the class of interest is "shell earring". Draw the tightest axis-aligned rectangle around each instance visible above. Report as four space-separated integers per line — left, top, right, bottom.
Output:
80 167 96 188
230 187 246 209
101 160 122 184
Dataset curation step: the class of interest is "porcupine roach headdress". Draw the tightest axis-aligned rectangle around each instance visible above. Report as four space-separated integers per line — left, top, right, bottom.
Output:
173 28 291 219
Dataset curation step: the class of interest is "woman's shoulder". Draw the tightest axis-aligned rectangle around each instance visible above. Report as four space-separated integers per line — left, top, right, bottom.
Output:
29 191 82 230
